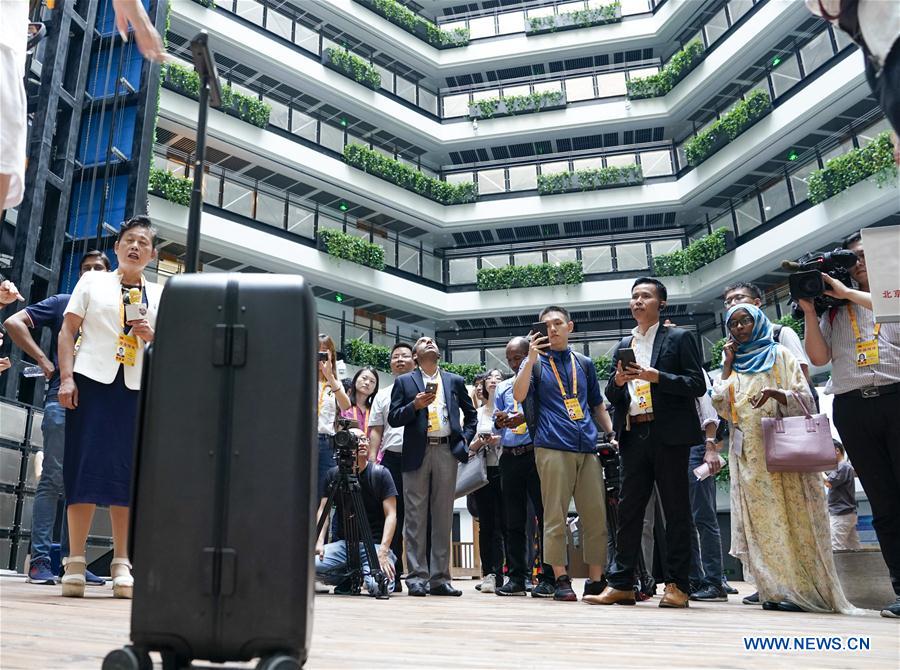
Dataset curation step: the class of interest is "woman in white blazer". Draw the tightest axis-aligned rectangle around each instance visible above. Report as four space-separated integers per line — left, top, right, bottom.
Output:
57 216 162 599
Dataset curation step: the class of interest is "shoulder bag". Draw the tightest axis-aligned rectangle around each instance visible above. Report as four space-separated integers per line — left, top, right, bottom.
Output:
762 382 837 473
455 448 488 497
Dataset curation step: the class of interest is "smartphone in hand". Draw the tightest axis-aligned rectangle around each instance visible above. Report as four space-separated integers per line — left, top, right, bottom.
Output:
425 382 438 395
318 351 328 362
530 321 549 340
618 347 637 368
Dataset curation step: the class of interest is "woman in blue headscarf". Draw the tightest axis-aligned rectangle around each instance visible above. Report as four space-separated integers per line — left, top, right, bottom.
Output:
712 304 858 614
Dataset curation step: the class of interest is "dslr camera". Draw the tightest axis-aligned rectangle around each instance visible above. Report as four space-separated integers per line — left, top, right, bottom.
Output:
784 249 857 317
596 433 621 498
332 417 359 472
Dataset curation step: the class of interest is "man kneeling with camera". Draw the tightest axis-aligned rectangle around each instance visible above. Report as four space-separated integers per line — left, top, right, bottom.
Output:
315 427 398 596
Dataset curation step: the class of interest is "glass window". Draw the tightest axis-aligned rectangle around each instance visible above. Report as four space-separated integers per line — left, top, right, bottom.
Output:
266 98 289 130
800 31 835 74
629 66 659 80
507 165 537 191
615 243 649 271
321 37 341 54
708 210 734 236
501 84 531 98
789 160 817 203
770 55 801 98
640 150 672 176
595 72 627 97
559 1 586 13
440 19 467 33
858 118 891 145
727 0 753 23
734 197 762 235
760 178 791 219
266 8 293 41
449 257 478 284
442 94 470 118
294 22 318 55
449 348 482 366
203 171 221 207
704 7 730 45
215 0 233 9
650 239 682 261
375 64 394 94
222 180 253 218
539 160 569 176
235 0 263 25
291 109 317 142
832 25 854 51
472 88 501 102
317 212 343 232
468 16 496 39
620 0 650 15
821 139 854 164
478 169 506 194
446 171 474 186
581 246 612 273
397 243 419 274
419 88 438 115
255 191 284 229
526 6 554 19
396 75 417 104
532 80 563 94
547 248 577 264
423 253 443 282
573 157 603 170
287 201 314 238
514 251 544 266
588 339 618 360
481 254 509 269
497 11 525 35
606 154 636 168
565 76 596 102
485 348 510 375
319 123 345 153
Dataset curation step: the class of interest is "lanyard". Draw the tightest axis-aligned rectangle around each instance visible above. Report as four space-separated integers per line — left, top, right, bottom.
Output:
318 382 329 416
847 305 880 342
353 406 370 433
547 352 578 400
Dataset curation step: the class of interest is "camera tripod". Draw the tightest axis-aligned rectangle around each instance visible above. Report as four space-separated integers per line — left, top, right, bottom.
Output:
316 461 390 600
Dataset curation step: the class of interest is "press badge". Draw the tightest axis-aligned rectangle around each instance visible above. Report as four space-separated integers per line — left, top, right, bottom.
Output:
115 333 138 366
512 420 528 435
634 381 653 412
855 339 879 367
427 405 442 433
563 397 584 421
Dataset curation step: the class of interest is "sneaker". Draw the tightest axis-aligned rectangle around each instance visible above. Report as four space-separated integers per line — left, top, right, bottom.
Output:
722 580 739 595
880 596 900 618
496 580 527 596
314 580 330 594
531 580 555 598
742 591 760 605
583 576 608 598
85 569 106 586
478 574 496 594
27 558 56 585
333 579 353 595
553 575 577 602
690 585 728 602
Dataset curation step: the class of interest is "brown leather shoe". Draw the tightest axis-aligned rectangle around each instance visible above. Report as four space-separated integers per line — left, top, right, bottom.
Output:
583 585 636 606
659 583 689 608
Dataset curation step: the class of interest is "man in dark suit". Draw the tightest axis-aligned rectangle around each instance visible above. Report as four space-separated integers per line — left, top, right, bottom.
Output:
388 336 477 596
585 278 706 608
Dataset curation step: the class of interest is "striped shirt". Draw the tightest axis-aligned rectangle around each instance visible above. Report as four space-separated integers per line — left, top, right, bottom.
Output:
820 303 900 395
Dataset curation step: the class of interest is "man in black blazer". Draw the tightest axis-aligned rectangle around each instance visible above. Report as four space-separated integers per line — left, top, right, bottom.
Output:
585 278 706 608
388 336 477 596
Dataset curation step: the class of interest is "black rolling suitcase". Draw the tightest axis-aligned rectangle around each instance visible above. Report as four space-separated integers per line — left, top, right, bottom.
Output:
104 274 318 670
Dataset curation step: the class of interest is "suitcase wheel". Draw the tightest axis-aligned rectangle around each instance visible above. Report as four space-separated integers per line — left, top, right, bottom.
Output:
102 646 153 670
257 654 303 670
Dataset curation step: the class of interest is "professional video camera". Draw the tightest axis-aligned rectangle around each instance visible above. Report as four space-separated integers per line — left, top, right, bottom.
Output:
596 433 621 499
332 417 360 472
782 248 858 317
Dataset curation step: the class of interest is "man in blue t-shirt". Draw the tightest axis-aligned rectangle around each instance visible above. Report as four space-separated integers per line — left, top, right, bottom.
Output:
513 306 615 602
3 250 109 585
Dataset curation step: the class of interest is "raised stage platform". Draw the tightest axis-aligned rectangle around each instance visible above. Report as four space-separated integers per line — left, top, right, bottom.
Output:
0 574 896 668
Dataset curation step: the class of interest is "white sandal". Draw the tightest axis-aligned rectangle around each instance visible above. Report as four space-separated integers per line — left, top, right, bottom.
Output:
110 557 134 599
61 555 86 598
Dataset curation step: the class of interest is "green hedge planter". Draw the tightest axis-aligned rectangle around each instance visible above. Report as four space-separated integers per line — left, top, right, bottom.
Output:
468 91 567 120
653 228 732 277
344 144 477 205
593 355 613 380
322 48 381 90
684 90 770 166
441 363 485 385
317 229 386 271
808 132 897 204
537 164 643 195
162 62 271 128
477 261 583 291
626 40 704 100
344 338 392 371
148 167 192 206
527 2 622 35
355 0 470 48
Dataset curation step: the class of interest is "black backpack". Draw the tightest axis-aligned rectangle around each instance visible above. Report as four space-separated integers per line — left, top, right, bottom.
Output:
522 351 595 441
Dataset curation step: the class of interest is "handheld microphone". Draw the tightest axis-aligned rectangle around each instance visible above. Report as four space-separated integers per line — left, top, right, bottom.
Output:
128 288 142 305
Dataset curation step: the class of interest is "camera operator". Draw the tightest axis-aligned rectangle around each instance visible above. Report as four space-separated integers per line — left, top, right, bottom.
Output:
315 428 398 596
801 231 900 619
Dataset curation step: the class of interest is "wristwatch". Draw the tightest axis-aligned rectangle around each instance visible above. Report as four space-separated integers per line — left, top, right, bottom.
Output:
705 437 718 447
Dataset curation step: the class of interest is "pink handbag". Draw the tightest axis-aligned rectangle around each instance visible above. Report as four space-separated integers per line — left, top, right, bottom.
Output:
762 392 837 473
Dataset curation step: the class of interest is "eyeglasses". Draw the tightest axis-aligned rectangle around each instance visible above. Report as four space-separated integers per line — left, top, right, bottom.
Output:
723 294 753 307
727 316 754 329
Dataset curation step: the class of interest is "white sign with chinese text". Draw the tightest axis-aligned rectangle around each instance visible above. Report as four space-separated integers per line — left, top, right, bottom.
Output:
863 225 900 323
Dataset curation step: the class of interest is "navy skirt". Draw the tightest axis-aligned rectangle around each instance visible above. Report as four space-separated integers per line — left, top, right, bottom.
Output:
63 367 139 507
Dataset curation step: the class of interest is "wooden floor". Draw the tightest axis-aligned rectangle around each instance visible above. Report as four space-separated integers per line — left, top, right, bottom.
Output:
1 573 896 669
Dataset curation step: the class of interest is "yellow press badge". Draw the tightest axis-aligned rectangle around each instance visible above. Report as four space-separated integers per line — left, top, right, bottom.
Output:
511 401 528 434
855 339 879 367
563 397 584 421
634 381 653 412
115 333 138 367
